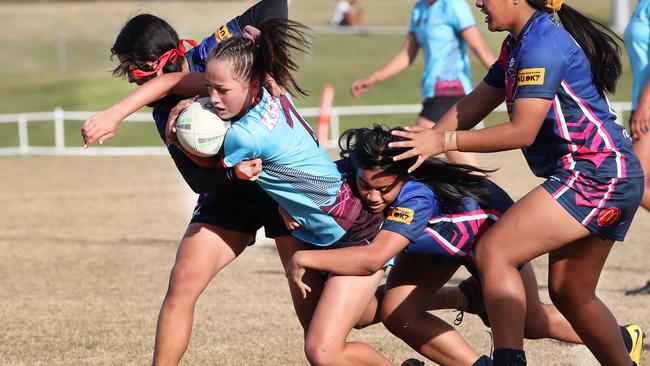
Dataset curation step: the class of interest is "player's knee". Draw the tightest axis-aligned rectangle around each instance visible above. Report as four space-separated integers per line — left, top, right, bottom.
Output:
523 315 549 339
547 282 575 313
473 242 497 273
166 261 205 300
381 312 412 338
474 241 520 275
304 340 339 366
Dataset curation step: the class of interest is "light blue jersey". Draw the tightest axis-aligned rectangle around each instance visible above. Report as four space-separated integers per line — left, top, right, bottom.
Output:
624 0 650 111
409 0 476 99
223 89 362 245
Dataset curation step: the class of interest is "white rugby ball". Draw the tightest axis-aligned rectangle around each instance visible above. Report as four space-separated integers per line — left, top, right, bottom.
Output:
175 97 231 157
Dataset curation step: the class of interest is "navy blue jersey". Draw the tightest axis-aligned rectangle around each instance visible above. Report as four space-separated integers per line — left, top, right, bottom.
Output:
336 159 513 264
484 12 642 180
383 180 512 264
185 0 287 73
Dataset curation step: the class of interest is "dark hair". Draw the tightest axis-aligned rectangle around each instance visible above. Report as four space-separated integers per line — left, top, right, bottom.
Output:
207 19 311 97
339 124 495 213
110 14 184 79
526 2 621 94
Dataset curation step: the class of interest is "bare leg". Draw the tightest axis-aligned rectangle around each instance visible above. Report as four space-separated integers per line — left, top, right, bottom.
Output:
548 236 630 365
274 236 327 332
519 262 581 343
426 266 582 344
304 270 392 366
152 224 253 366
354 283 385 329
382 254 479 365
429 285 468 311
416 116 481 167
475 187 632 365
633 132 650 210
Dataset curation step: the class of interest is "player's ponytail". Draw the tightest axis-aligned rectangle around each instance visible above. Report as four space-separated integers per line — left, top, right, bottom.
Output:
339 125 495 213
258 19 311 97
208 19 311 97
110 14 184 79
526 1 622 95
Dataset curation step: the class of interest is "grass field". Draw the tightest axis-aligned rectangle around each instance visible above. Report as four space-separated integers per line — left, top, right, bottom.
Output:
0 0 635 148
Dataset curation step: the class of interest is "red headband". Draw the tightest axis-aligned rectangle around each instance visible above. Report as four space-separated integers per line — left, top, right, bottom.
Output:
131 39 197 78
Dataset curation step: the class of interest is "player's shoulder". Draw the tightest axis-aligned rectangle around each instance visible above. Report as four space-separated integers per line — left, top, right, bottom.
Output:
225 121 254 143
520 14 575 59
441 0 471 9
394 180 436 207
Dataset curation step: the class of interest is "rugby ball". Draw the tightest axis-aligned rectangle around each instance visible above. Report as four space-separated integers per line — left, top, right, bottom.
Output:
175 97 231 157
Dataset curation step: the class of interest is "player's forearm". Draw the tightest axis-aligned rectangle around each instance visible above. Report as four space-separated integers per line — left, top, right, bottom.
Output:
434 82 504 132
456 123 532 152
170 146 232 193
294 247 381 276
107 73 184 121
186 168 238 193
372 34 418 82
433 96 488 132
462 26 496 69
638 78 650 109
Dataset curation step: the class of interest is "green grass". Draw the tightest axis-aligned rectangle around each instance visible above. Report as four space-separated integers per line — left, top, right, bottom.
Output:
0 0 636 147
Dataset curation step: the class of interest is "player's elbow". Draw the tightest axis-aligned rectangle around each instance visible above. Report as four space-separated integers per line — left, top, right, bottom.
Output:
507 129 537 148
186 180 205 194
519 132 537 147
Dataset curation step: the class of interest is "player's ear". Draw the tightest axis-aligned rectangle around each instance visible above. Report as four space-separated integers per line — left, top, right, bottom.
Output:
250 79 261 93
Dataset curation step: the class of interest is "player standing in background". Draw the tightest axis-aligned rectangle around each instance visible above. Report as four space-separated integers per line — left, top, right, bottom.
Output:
389 0 646 364
350 0 495 167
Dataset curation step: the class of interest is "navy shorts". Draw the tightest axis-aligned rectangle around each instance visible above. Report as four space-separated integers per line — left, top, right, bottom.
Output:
189 181 290 239
542 169 643 241
420 96 464 122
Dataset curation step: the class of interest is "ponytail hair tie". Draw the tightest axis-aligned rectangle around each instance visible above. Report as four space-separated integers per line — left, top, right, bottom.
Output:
545 0 563 12
242 25 262 43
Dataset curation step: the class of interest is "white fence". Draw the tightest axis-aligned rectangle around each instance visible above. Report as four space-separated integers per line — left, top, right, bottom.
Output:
0 102 632 156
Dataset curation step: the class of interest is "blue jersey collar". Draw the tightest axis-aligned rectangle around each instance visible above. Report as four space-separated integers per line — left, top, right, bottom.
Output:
511 11 547 45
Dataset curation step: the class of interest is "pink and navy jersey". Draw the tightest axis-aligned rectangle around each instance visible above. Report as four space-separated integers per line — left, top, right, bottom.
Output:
381 180 513 267
483 12 642 180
